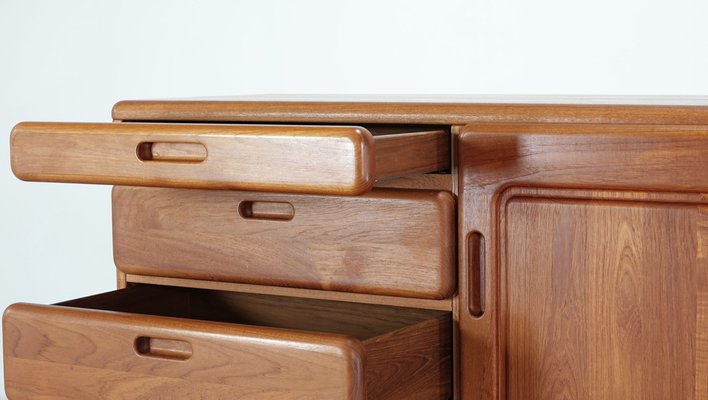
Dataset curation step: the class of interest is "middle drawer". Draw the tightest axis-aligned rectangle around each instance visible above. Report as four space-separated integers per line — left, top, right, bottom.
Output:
113 187 456 299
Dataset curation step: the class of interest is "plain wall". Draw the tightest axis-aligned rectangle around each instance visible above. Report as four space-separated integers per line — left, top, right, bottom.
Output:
1 0 707 397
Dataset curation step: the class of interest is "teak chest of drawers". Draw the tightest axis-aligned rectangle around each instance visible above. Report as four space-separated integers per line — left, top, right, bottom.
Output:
4 96 708 400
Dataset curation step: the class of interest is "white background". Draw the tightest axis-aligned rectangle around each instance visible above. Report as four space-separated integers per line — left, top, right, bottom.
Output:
1 0 707 397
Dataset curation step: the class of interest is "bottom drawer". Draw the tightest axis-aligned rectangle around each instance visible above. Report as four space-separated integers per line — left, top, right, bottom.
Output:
3 285 451 400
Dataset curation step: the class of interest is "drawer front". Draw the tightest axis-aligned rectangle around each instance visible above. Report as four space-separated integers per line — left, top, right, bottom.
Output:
3 286 452 400
3 304 362 399
112 187 456 299
10 122 449 195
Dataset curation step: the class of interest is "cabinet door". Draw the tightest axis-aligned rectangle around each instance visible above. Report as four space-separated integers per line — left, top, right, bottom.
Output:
458 123 708 400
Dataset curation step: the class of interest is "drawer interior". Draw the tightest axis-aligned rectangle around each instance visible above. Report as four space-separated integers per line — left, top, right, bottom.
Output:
58 284 448 340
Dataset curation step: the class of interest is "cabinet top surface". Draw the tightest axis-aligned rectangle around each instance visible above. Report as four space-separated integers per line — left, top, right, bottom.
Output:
112 95 708 125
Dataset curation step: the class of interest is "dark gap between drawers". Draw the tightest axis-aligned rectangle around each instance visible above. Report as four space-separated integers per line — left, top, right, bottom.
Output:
56 284 449 341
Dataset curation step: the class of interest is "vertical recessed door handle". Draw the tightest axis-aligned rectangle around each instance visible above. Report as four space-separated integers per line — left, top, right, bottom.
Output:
468 232 486 318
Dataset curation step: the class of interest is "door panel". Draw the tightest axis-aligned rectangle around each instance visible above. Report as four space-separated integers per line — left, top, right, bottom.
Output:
504 194 705 399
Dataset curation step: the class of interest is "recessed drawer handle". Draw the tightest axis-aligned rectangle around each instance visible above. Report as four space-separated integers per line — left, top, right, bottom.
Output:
136 142 207 163
239 200 295 221
134 336 193 361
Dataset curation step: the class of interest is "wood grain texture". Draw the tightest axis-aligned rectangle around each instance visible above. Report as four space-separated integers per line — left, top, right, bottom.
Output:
458 123 708 400
374 173 452 191
10 122 449 195
504 197 702 399
112 96 708 125
3 285 451 400
698 292 708 400
364 314 452 400
112 187 456 299
3 304 365 399
374 130 450 177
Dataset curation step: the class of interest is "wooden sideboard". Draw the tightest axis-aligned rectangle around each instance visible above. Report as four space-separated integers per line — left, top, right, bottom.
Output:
5 96 708 399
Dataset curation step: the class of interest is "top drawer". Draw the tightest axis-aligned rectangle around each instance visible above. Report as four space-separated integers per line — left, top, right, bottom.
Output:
9 122 449 195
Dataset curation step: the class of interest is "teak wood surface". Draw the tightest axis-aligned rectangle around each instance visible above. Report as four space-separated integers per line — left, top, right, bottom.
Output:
374 172 452 192
3 285 452 400
458 123 708 400
8 97 708 400
112 186 456 299
10 122 449 195
112 95 708 125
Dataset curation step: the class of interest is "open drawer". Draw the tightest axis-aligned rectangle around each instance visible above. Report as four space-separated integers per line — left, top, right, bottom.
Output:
3 284 452 400
9 122 449 195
